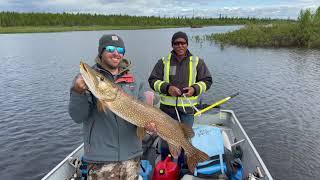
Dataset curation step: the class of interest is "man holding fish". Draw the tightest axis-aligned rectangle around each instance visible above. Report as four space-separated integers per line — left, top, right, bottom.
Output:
69 33 210 180
69 34 156 180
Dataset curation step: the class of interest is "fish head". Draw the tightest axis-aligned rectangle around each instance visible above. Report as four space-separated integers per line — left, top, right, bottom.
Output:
80 61 117 100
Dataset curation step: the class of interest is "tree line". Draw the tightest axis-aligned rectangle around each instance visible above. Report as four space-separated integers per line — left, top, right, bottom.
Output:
208 7 320 48
0 12 292 27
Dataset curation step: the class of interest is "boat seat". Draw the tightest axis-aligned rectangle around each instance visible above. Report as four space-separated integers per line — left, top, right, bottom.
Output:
191 124 226 176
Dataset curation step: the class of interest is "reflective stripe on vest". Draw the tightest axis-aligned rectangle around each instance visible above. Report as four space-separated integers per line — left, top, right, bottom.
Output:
154 80 165 93
153 54 172 93
162 53 171 82
194 81 206 95
160 94 199 107
160 54 200 107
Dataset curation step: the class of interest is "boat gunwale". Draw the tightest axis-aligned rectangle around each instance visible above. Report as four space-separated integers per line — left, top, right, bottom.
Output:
41 143 84 180
221 109 273 180
42 109 273 180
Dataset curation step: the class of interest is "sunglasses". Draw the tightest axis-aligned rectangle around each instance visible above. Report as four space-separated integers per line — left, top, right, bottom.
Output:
105 46 125 55
173 41 187 46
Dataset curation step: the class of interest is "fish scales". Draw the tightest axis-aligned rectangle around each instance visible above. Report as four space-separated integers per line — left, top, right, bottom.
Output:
79 61 209 173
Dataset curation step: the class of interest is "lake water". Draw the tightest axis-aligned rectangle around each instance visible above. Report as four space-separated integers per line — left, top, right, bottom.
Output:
1 26 320 180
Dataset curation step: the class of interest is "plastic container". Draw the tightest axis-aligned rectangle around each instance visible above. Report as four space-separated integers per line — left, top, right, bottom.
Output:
153 156 180 180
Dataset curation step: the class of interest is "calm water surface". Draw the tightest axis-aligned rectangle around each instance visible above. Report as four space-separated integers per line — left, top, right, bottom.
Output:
1 26 320 180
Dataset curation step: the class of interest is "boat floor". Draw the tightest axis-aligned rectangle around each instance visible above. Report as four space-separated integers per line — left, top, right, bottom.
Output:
141 123 235 180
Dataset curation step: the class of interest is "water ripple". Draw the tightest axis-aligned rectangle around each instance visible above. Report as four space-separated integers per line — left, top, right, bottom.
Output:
1 28 320 180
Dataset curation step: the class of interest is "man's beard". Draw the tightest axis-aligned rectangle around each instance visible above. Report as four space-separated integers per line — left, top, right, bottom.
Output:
104 61 118 70
102 57 119 70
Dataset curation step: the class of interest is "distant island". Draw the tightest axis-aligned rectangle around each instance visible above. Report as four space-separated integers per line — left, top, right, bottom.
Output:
2 9 319 49
205 7 320 49
0 12 290 34
190 24 203 28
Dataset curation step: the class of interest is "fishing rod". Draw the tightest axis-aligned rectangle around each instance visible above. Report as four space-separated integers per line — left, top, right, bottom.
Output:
194 92 239 117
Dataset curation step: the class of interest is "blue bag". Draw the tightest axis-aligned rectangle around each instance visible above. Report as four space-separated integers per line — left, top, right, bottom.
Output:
191 125 227 176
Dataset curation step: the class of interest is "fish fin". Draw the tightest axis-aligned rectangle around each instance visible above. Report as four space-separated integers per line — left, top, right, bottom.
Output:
186 146 209 173
136 127 146 140
97 100 108 112
102 92 118 102
100 89 119 102
179 123 195 139
168 143 181 159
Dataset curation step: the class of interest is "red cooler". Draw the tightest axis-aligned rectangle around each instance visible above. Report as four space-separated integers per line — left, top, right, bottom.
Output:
153 156 180 180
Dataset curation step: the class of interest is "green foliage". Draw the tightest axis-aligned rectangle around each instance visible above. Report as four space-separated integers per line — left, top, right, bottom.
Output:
210 6 320 49
0 11 290 28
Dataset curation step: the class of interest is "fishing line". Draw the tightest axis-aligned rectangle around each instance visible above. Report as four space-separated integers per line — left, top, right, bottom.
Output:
175 96 181 122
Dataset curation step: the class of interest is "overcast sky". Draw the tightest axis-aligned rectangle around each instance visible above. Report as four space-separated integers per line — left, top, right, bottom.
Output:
0 0 319 19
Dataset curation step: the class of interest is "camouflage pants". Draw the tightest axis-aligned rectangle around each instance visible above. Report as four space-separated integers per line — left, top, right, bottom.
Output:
87 159 140 180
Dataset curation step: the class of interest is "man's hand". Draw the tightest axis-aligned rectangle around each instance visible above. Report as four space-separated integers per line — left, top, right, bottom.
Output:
72 75 88 94
168 86 182 97
183 86 195 97
145 122 157 134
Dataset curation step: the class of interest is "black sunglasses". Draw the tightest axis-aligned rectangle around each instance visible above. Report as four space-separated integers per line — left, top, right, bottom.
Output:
173 41 187 46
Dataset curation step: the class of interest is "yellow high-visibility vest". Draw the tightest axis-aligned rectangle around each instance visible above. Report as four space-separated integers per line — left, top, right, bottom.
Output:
153 54 206 107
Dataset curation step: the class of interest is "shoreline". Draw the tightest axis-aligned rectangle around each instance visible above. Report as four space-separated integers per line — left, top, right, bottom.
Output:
0 25 183 34
207 8 320 49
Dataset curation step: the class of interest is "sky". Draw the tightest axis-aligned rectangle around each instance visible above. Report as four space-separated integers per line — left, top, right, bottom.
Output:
0 0 319 19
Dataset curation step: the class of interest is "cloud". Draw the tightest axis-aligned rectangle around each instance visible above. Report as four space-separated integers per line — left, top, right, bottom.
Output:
0 0 319 19
209 6 303 19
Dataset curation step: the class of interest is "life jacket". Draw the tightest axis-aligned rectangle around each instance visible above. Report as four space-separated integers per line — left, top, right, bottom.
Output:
115 58 135 83
115 72 135 83
191 125 226 176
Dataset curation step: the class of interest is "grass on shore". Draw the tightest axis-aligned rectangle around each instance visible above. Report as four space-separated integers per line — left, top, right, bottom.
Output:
200 7 320 49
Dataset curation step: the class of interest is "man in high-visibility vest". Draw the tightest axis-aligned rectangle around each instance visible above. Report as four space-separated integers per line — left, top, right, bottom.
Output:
148 31 212 170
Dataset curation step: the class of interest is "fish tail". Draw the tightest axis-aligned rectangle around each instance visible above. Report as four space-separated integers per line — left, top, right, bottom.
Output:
186 146 209 173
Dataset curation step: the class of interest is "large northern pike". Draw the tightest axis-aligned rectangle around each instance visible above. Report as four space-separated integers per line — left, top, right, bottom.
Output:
79 61 209 172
